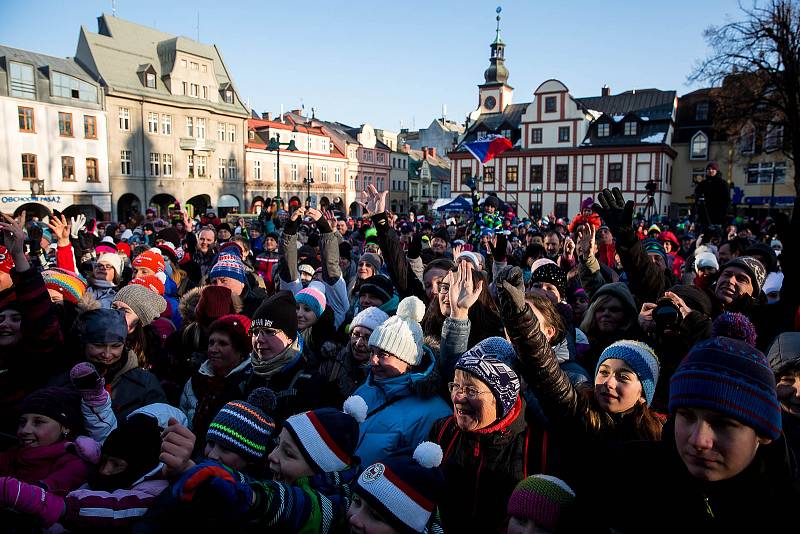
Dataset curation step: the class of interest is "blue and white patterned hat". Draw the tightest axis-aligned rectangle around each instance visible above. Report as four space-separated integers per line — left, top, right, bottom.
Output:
456 337 520 418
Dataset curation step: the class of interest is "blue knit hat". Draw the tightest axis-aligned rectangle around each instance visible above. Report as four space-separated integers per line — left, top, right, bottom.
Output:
595 340 660 406
456 338 520 418
209 253 247 285
642 238 667 261
206 388 276 461
669 337 781 440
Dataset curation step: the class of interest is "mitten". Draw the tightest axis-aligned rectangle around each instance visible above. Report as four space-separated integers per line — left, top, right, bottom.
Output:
173 462 252 518
494 265 527 317
0 476 64 527
70 362 107 407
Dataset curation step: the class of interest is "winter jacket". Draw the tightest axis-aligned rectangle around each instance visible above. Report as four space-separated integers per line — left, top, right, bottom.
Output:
614 227 676 307
354 346 451 467
89 283 118 309
0 437 97 496
694 175 730 227
371 211 428 304
194 249 217 278
162 276 183 330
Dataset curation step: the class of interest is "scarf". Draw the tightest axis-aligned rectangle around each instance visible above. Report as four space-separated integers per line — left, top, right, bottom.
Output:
250 337 302 378
92 279 116 289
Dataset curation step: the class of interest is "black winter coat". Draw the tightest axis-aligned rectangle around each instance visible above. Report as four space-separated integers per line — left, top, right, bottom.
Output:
695 175 730 226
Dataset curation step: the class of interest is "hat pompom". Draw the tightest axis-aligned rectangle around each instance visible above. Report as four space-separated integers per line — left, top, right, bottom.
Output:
396 296 425 323
247 387 277 415
154 272 167 284
412 441 443 469
343 395 368 423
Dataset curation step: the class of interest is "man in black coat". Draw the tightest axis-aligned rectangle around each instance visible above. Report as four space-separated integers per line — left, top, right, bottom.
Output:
694 162 730 228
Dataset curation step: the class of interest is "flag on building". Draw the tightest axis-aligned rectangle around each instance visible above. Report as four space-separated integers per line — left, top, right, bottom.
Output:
464 135 513 164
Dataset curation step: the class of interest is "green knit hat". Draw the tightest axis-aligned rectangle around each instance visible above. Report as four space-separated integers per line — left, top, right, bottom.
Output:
507 475 575 532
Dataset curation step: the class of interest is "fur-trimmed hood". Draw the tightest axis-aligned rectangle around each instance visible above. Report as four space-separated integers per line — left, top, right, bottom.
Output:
178 285 243 323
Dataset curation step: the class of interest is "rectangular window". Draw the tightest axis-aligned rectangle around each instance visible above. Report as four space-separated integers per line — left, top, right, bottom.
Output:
202 86 208 100
18 107 34 132
201 64 207 73
501 129 512 139
558 126 570 142
228 159 236 179
86 158 99 182
740 128 755 154
146 72 156 89
119 107 130 130
636 162 651 182
545 96 557 113
9 61 36 99
149 153 160 176
224 90 234 104
555 164 569 183
460 167 472 187
765 124 784 152
58 112 73 137
21 153 37 179
197 156 207 177
51 72 98 102
218 122 226 141
291 163 298 181
377 152 385 164
608 162 623 183
161 114 172 135
182 82 188 96
190 84 198 98
219 158 227 179
321 139 329 153
483 166 495 183
180 59 187 68
228 124 235 143
321 165 328 182
196 118 206 139
186 117 193 137
554 202 568 219
307 164 313 181
61 156 75 181
162 154 173 176
84 115 97 139
254 160 262 180
624 122 637 136
364 150 373 162
148 112 159 134
120 150 131 175
695 102 709 121
597 123 610 137
530 164 543 183
530 202 542 218
506 165 518 183
747 162 786 184
334 167 341 183
531 128 543 144
187 155 194 177
190 62 198 70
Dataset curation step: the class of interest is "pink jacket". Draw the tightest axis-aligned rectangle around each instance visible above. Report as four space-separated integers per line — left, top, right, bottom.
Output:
0 437 98 496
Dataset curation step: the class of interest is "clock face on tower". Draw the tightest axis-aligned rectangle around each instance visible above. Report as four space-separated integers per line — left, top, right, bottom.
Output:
484 96 496 110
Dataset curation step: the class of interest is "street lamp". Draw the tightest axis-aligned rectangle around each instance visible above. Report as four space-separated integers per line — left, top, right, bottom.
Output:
266 132 298 208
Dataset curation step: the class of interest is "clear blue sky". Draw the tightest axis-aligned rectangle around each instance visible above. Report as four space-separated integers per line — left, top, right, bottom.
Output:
2 0 743 131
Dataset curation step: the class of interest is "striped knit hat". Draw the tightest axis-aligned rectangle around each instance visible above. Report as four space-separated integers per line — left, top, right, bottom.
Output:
296 282 327 319
42 268 87 304
132 249 165 274
354 441 445 534
507 475 576 532
206 388 277 461
669 337 781 440
209 253 247 285
283 396 367 474
595 340 660 406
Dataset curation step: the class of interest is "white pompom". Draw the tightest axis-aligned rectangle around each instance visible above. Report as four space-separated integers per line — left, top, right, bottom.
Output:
396 296 425 323
150 247 164 256
154 272 167 283
343 395 368 423
412 441 443 468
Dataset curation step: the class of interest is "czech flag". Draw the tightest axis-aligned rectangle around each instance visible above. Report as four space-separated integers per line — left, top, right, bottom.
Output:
464 135 513 164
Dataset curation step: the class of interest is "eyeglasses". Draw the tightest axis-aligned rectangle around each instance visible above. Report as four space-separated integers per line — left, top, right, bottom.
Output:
437 283 450 294
251 327 281 338
350 331 370 345
448 382 490 400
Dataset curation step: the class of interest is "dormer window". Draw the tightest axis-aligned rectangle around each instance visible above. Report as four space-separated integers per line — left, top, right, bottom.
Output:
146 72 156 89
224 90 233 104
138 64 157 90
624 121 637 136
597 123 610 137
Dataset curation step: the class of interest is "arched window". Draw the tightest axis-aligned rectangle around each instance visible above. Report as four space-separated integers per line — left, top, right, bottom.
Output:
690 131 708 160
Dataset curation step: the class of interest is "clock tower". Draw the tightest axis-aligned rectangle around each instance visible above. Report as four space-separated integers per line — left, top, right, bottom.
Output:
478 7 514 114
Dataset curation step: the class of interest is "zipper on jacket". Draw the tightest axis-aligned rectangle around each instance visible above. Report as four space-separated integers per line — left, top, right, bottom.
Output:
703 494 715 519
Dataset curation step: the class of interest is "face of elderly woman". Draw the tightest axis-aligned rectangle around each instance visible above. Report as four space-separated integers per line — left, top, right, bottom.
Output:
450 369 498 431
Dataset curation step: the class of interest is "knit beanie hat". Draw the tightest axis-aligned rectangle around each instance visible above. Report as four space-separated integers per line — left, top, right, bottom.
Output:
507 475 576 532
251 290 298 339
359 274 395 304
695 252 719 272
19 386 83 433
132 249 165 274
284 396 367 473
42 268 87 305
96 236 118 255
368 296 425 366
117 242 131 258
711 312 757 347
79 308 128 345
581 196 594 210
130 273 166 296
206 388 277 461
0 246 15 274
531 263 567 299
113 284 168 327
97 252 123 277
296 283 327 319
359 253 382 273
595 340 660 407
432 227 450 244
351 306 390 333
208 314 252 356
195 285 236 329
156 242 178 263
669 337 781 440
767 332 800 378
354 441 445 534
209 253 247 285
642 238 667 262
456 338 521 419
102 413 162 478
722 256 767 297
219 240 245 259
591 282 637 318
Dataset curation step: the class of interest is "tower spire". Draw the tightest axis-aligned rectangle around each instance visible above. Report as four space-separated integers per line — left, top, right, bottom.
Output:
484 6 509 84
494 6 502 44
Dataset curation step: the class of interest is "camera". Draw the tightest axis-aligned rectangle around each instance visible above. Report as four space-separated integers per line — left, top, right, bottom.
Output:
653 298 681 331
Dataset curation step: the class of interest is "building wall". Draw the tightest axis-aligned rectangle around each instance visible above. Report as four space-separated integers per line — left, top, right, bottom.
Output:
389 152 409 214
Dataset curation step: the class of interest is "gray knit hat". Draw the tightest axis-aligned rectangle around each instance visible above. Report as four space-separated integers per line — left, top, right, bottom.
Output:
722 256 767 298
114 284 168 326
368 296 425 366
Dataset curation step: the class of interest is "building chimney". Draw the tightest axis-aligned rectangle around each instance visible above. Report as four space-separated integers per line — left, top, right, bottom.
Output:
601 84 610 97
421 146 428 159
262 112 272 121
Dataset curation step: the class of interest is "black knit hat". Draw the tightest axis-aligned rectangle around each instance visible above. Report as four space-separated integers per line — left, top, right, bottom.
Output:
251 290 298 339
359 274 395 304
20 387 83 434
339 241 353 261
531 263 567 299
432 227 450 244
102 414 162 479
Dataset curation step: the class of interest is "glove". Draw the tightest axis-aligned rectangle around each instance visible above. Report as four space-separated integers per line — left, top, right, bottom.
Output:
494 265 527 317
70 214 86 239
315 216 332 235
592 188 634 236
490 233 507 262
173 462 252 518
70 362 107 407
0 476 64 527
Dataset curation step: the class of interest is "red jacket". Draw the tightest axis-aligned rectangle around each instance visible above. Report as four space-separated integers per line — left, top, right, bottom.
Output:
568 213 602 233
0 439 94 496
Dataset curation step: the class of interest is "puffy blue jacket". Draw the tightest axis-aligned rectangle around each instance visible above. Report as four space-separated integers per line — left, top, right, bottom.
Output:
354 346 451 467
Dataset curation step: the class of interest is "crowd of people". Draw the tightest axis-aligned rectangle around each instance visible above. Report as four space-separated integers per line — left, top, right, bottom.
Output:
0 175 797 532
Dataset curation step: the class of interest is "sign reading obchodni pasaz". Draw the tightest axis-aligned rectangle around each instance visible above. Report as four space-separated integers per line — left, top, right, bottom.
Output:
1 195 63 203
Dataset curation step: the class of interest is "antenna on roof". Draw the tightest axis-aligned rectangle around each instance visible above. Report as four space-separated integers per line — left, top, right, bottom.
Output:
112 0 116 16
311 107 316 120
442 104 447 121
280 104 284 123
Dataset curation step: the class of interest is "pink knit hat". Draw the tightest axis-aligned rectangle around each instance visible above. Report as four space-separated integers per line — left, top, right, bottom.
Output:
296 282 326 318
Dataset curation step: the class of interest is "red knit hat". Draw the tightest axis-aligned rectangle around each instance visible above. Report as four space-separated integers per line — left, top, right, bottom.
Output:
129 274 166 296
132 249 165 273
208 314 252 355
195 285 237 329
0 246 15 274
117 242 131 258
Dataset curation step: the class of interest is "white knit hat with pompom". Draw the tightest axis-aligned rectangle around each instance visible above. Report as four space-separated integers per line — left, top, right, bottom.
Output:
367 296 425 366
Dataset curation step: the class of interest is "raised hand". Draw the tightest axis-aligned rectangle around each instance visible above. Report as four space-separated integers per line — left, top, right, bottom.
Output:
323 210 337 229
494 265 526 316
160 418 197 478
563 235 576 258
1 211 26 257
47 213 72 247
358 184 388 216
290 207 306 222
449 260 484 320
592 188 634 235
306 208 323 221
638 302 657 333
576 224 597 261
